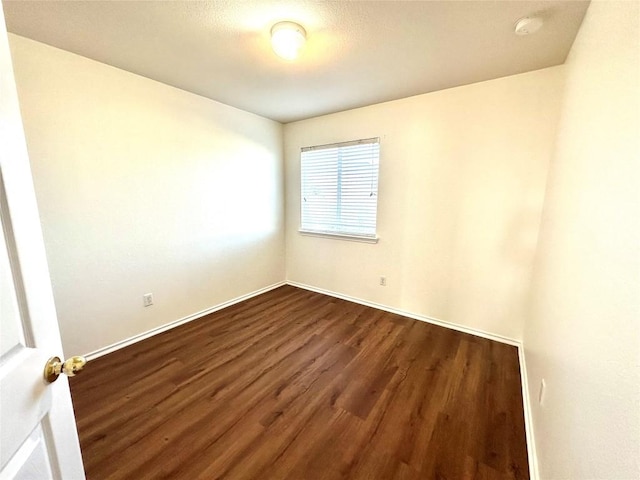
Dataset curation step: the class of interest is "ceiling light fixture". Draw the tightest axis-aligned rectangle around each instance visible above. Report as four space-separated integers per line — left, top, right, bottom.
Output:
514 16 544 35
271 21 306 60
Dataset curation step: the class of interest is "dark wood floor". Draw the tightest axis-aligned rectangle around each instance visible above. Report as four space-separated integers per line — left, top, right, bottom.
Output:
70 285 529 479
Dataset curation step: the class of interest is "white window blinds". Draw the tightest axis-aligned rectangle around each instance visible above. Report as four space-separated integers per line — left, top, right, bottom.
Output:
300 138 380 239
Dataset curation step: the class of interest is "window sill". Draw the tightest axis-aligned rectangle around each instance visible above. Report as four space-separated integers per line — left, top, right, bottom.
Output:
298 230 379 244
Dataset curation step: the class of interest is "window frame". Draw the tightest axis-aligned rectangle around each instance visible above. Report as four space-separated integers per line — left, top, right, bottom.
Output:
299 137 380 243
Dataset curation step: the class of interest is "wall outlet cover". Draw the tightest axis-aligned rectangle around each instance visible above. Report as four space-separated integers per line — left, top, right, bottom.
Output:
538 378 546 405
143 293 153 307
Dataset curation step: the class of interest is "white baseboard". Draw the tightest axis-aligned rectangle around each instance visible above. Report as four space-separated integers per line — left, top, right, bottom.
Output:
83 281 286 360
518 345 539 480
286 280 520 346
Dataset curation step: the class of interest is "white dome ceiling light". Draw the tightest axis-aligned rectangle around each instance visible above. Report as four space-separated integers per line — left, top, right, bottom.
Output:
271 21 306 60
514 16 544 36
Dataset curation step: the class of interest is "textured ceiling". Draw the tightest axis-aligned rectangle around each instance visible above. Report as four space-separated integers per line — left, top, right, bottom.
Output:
3 0 589 123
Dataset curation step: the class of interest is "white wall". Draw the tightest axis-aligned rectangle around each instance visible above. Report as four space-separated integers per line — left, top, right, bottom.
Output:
523 1 640 478
9 35 285 357
285 67 564 341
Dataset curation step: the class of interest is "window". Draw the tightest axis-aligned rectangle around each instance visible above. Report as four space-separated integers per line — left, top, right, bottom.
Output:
300 138 380 241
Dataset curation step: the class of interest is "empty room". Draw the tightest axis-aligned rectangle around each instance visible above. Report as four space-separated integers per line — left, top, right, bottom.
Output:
0 0 638 479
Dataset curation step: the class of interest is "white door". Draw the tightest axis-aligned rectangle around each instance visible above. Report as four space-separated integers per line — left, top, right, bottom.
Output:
0 4 85 479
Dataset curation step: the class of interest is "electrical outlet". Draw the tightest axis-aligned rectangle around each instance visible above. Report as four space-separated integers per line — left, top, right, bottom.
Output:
143 293 153 307
380 276 387 286
538 378 546 405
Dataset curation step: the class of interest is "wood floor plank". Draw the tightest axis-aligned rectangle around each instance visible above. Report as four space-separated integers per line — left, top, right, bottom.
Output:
70 285 529 479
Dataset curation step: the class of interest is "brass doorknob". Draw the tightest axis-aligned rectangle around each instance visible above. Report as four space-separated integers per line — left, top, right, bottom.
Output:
44 356 87 383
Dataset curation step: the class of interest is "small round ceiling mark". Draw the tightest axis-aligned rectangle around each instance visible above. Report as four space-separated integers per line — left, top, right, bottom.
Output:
514 16 544 36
